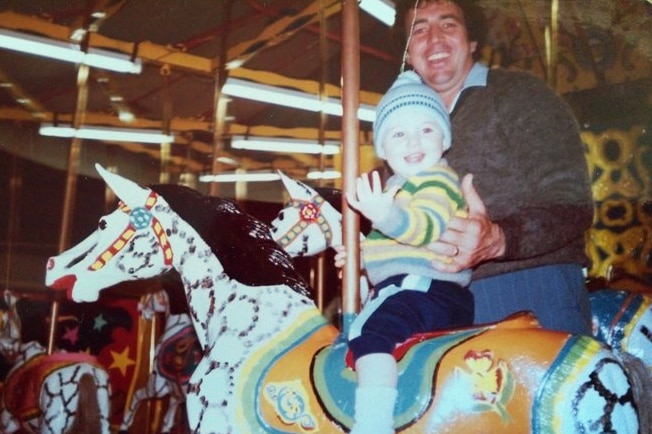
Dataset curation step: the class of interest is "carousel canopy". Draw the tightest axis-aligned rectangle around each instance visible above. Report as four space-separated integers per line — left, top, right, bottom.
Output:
0 0 650 200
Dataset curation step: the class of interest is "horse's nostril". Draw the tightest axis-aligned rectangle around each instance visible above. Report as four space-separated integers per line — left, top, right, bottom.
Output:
47 258 55 270
271 226 277 233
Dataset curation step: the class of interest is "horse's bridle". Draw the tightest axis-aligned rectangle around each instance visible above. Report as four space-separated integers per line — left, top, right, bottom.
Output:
88 191 173 271
275 195 333 249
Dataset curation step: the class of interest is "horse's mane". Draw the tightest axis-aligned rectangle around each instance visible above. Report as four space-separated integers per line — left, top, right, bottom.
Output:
150 184 311 298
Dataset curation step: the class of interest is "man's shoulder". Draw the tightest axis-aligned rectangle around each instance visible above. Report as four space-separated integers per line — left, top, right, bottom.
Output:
487 67 544 88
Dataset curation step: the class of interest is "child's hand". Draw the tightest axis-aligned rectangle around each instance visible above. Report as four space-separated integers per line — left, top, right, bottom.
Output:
333 245 347 268
346 171 399 224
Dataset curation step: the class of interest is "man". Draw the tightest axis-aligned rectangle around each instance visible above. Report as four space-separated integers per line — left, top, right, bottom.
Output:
393 0 595 334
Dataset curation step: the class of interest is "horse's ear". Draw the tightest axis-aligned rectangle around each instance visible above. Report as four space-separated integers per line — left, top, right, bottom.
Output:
277 170 315 201
95 163 152 209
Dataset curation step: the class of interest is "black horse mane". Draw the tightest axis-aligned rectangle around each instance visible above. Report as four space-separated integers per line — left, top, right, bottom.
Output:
150 184 311 298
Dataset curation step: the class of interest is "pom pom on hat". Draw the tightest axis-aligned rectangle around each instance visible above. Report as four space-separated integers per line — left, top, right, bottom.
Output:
373 70 451 159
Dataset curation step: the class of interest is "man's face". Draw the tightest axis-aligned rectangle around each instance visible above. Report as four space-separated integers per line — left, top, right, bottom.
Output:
405 1 477 100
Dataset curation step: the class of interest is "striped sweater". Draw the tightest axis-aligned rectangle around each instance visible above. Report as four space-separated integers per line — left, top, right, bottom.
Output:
362 162 472 286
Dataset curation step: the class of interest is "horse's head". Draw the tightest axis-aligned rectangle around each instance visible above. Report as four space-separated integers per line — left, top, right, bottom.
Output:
0 291 22 363
270 171 343 257
45 164 175 302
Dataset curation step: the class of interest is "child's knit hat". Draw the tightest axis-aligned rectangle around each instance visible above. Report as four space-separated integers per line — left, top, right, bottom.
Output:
373 70 451 159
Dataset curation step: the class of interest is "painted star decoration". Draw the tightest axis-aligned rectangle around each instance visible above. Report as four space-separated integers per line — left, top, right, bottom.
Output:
109 346 136 377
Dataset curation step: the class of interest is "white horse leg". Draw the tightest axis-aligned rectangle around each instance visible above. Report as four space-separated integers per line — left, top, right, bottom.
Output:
121 370 175 432
161 391 183 434
94 367 112 434
0 406 19 434
120 386 151 431
40 377 75 434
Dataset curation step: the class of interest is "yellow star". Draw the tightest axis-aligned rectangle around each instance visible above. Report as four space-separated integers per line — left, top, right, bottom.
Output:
109 346 136 377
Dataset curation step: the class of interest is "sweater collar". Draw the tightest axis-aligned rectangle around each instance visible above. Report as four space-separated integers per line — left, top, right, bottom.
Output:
449 62 488 112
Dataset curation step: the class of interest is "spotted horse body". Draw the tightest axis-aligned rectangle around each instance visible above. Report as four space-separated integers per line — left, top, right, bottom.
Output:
0 291 111 434
45 164 646 433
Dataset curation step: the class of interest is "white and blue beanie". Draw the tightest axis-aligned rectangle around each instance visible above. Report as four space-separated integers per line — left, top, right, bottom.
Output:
373 70 451 159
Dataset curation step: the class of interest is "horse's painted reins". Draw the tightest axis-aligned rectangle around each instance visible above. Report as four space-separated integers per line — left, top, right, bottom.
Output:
88 191 173 271
276 195 333 249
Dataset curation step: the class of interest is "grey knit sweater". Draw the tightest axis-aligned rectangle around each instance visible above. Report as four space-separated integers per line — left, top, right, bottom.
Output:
446 68 594 280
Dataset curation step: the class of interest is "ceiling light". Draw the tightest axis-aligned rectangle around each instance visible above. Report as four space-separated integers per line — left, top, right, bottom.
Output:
39 123 173 144
231 135 340 155
199 171 281 183
307 170 341 180
222 78 376 123
360 0 395 26
216 156 240 166
117 110 135 123
0 28 142 74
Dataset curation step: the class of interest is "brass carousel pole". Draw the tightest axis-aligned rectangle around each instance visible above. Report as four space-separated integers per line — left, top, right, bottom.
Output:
545 0 560 89
48 62 91 354
340 0 361 333
160 64 173 184
210 0 234 198
313 0 329 312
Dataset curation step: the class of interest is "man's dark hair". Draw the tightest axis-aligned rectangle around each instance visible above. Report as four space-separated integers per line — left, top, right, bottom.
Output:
392 0 487 61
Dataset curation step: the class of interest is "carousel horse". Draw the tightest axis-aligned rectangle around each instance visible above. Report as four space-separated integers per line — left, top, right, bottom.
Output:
591 288 652 372
119 290 200 434
0 291 111 433
270 171 652 375
45 164 649 433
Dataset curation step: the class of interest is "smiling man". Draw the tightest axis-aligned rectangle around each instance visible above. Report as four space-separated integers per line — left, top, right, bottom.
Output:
393 0 595 335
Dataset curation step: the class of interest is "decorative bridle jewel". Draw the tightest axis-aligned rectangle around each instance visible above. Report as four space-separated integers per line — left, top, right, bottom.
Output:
276 195 333 248
88 191 173 271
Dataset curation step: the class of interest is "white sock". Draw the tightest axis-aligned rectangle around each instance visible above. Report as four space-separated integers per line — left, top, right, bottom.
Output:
350 386 397 434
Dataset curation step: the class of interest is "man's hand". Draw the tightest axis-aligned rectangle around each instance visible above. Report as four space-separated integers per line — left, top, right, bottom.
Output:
429 174 506 272
346 171 399 225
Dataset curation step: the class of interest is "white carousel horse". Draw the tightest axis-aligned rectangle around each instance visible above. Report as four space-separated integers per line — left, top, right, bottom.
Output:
119 290 200 434
45 164 648 433
269 171 652 375
0 291 111 433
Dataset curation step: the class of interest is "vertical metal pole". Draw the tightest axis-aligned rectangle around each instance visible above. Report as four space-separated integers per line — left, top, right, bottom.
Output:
160 66 173 184
314 0 329 312
210 0 233 197
545 0 559 89
4 155 20 293
340 0 361 333
49 63 90 354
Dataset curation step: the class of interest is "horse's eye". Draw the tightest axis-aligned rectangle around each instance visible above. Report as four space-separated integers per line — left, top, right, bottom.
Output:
98 219 107 230
277 211 285 221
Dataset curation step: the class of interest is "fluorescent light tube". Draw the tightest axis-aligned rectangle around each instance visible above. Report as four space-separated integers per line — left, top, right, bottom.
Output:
199 172 281 183
40 123 173 144
307 170 341 180
222 78 376 122
0 29 142 74
360 0 395 26
231 135 340 155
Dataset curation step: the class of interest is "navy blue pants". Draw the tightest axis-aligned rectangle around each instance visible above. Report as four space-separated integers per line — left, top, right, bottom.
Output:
348 274 474 361
470 264 591 335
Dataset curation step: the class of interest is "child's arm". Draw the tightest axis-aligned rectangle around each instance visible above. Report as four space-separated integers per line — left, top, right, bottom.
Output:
375 170 464 247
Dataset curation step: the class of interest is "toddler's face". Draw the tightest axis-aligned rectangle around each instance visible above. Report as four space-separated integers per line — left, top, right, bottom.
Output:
381 111 445 178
